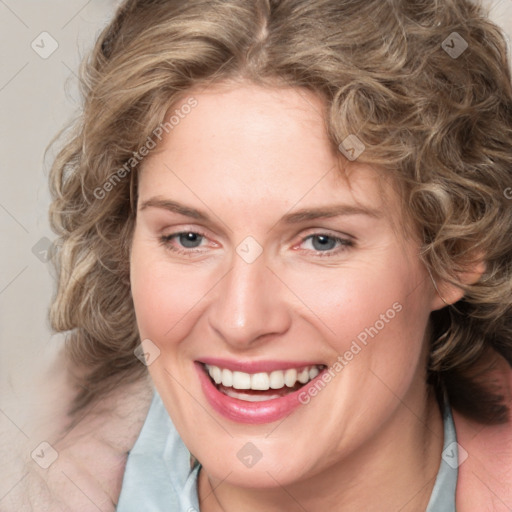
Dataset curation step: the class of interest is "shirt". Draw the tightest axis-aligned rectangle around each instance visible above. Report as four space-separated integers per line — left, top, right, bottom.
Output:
116 391 458 511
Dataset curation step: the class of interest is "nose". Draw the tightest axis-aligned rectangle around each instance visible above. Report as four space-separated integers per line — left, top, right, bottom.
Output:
207 252 291 350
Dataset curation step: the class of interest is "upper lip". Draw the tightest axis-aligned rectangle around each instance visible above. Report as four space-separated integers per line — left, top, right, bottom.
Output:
197 357 325 373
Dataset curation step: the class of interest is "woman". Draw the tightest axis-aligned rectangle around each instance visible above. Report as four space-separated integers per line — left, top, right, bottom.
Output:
7 0 512 510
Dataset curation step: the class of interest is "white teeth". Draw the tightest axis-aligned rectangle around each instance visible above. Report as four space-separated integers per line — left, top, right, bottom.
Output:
205 364 323 391
251 372 270 390
284 368 297 387
221 368 233 387
209 366 222 384
232 371 251 389
297 368 310 384
224 389 281 402
269 370 285 389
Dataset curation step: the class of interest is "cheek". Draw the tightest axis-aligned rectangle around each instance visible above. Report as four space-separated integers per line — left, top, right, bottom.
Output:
130 237 206 342
288 251 431 366
285 261 432 437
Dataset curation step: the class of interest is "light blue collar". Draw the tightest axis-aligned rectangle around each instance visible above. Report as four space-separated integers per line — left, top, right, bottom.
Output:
117 392 457 511
426 400 458 512
116 391 200 511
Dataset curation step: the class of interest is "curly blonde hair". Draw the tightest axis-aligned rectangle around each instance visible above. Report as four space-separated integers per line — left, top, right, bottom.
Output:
49 0 512 422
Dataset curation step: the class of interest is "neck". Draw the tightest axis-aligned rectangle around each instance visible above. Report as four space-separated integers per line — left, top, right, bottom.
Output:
199 390 444 512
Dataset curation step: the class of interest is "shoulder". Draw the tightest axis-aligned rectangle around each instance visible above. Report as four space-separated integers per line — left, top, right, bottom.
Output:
1 352 153 512
454 362 512 511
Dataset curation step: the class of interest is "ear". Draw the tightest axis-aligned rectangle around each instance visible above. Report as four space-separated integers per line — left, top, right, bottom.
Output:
430 258 486 311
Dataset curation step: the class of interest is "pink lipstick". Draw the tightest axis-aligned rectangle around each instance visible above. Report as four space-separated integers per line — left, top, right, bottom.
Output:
195 360 326 424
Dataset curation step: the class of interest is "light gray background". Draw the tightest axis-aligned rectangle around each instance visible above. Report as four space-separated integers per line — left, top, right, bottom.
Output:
0 0 511 499
0 0 121 496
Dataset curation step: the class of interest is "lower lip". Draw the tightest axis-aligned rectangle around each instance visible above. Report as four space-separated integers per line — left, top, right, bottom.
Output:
195 363 322 424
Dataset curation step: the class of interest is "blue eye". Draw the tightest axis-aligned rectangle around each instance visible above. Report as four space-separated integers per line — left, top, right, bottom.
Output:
310 234 337 251
160 231 207 253
177 232 203 248
301 234 353 255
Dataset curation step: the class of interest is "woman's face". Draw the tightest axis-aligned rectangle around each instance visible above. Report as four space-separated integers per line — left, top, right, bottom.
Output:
130 82 443 488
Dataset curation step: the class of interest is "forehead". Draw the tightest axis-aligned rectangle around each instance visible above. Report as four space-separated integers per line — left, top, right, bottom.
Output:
139 82 397 222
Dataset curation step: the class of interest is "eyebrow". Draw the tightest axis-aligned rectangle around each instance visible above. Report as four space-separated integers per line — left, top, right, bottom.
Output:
139 198 210 221
139 197 382 224
281 204 382 223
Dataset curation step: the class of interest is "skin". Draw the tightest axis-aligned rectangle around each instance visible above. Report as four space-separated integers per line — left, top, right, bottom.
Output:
130 81 462 511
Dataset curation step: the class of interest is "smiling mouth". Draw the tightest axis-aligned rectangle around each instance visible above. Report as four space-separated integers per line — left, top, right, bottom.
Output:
202 363 327 402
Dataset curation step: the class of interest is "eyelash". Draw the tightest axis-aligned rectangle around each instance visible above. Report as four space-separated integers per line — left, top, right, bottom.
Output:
297 234 354 257
159 231 354 257
159 230 211 256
